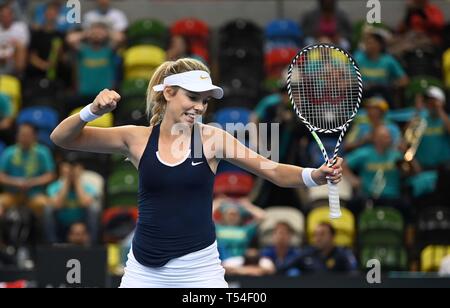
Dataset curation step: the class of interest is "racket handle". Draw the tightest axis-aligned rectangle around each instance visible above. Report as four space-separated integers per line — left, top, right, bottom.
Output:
328 180 342 219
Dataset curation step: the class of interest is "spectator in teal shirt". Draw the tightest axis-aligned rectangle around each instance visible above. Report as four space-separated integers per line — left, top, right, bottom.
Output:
66 21 120 109
344 126 406 216
344 97 401 153
45 159 99 244
0 123 55 218
354 29 408 104
214 196 266 260
414 86 450 169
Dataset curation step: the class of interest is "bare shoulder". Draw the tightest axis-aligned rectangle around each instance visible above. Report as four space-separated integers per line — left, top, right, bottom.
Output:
121 125 153 144
198 123 227 138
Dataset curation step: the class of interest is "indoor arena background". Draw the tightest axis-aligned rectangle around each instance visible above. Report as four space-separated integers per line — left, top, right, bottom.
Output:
0 0 449 288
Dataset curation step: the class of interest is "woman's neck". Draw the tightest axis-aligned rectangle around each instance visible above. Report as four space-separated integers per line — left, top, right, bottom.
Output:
159 117 191 141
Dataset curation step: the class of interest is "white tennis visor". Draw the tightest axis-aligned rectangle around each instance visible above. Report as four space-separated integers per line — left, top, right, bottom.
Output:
152 70 224 99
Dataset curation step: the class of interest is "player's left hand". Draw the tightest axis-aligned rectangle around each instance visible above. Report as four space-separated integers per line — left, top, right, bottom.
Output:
312 157 343 185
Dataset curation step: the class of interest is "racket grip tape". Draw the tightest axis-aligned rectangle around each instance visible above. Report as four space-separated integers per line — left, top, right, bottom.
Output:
328 180 342 219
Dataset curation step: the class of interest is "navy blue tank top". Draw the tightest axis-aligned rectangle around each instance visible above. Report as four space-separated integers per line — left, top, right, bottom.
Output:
132 123 216 267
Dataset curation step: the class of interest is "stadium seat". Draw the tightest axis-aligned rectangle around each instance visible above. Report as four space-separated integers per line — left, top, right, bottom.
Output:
404 76 444 105
0 74 21 116
358 207 404 246
123 45 166 80
265 48 297 78
213 171 254 197
265 19 302 42
258 206 305 246
114 97 147 126
219 19 263 49
70 107 113 128
120 79 149 98
219 47 263 77
214 107 251 128
420 245 450 272
107 164 139 207
127 18 168 48
219 75 261 103
306 206 355 248
170 18 210 61
443 48 450 89
171 18 209 42
402 48 441 78
360 245 408 271
103 207 138 243
417 206 450 247
17 106 59 148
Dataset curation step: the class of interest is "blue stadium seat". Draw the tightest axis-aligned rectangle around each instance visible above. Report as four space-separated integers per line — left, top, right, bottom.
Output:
214 107 251 128
265 19 302 41
17 106 59 148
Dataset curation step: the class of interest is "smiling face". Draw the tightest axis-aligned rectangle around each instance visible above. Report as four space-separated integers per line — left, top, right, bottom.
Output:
163 87 212 125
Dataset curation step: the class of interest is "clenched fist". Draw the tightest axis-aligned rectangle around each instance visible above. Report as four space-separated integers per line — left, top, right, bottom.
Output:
90 89 121 116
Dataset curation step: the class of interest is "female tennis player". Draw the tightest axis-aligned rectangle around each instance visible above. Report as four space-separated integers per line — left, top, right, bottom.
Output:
51 58 343 288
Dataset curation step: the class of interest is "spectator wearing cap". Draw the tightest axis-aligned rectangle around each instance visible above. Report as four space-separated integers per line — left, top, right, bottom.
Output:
344 97 401 153
413 86 450 170
301 0 352 50
278 222 357 274
0 1 28 76
260 221 301 275
213 195 266 261
354 29 408 105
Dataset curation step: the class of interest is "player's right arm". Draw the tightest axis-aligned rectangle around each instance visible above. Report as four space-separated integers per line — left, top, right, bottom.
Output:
50 89 132 156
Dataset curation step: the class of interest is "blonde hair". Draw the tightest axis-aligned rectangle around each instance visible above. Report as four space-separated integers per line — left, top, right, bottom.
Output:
147 58 210 126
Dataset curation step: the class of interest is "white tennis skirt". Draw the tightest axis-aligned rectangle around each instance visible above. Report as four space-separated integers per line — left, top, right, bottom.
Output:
119 241 228 288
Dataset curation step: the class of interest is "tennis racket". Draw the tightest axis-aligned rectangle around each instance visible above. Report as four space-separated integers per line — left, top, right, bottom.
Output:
287 44 363 219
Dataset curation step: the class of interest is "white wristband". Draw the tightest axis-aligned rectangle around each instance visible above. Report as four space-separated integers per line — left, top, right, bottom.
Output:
79 103 100 122
302 168 319 188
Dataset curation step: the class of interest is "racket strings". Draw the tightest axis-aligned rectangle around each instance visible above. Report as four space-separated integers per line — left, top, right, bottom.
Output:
290 46 360 131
